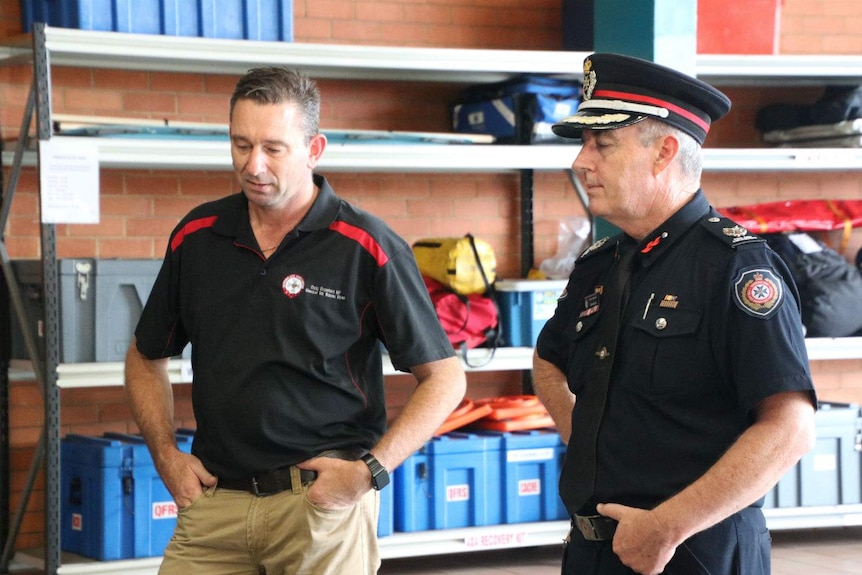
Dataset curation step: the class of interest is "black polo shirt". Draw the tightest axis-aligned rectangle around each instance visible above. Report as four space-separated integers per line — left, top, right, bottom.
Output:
537 190 816 514
135 174 455 478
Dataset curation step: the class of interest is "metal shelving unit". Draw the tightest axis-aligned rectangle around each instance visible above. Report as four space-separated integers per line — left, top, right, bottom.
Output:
3 25 862 575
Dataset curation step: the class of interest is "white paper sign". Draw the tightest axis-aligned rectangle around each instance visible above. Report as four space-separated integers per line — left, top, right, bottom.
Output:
39 139 100 224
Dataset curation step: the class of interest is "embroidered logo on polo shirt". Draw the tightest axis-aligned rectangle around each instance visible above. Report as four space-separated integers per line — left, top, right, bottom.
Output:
733 268 783 319
282 274 305 299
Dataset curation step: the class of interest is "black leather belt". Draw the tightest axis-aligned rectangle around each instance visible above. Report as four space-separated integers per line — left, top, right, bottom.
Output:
217 448 366 497
573 514 618 541
218 467 318 496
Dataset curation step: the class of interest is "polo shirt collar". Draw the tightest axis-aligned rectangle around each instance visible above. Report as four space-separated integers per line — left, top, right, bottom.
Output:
211 173 339 242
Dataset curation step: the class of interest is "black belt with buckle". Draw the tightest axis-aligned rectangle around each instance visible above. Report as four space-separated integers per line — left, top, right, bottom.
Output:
217 448 365 497
573 514 618 541
218 467 318 496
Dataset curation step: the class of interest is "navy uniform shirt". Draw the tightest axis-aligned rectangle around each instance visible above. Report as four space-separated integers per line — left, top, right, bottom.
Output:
135 174 455 479
536 190 816 513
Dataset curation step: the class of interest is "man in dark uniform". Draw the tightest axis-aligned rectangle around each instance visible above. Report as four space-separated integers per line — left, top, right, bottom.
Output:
125 67 466 574
533 53 816 575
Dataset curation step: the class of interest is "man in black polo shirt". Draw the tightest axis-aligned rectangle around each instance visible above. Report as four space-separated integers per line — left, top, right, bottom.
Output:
533 53 816 575
125 67 466 574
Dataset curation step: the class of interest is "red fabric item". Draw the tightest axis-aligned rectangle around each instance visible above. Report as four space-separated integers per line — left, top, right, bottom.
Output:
424 276 498 349
719 200 862 234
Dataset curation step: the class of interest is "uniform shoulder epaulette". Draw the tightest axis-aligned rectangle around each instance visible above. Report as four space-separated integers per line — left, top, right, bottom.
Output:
700 215 765 249
576 234 620 263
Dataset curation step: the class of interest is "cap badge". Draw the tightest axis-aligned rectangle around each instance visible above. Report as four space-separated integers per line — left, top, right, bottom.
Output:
583 57 596 100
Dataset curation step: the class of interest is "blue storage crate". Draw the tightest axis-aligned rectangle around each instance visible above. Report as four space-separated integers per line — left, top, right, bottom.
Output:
394 433 502 532
452 75 581 144
20 0 293 41
377 467 394 538
494 280 568 347
763 402 861 509
487 429 569 523
61 432 193 560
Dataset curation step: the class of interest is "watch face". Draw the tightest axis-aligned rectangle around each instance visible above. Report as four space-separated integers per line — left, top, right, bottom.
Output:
372 468 390 490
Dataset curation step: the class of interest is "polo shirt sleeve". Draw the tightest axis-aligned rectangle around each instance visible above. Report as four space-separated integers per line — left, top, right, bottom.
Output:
373 242 456 372
135 230 189 360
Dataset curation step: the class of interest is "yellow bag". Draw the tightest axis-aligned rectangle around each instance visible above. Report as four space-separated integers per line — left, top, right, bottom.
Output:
413 234 496 295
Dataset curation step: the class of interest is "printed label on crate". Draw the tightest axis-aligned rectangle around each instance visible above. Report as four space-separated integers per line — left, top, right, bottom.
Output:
518 478 541 496
71 513 83 531
446 484 471 502
464 530 529 549
152 501 179 520
507 448 555 463
813 453 838 472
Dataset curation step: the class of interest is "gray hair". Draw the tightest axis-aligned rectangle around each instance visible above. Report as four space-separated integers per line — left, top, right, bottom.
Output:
636 119 703 179
230 67 321 142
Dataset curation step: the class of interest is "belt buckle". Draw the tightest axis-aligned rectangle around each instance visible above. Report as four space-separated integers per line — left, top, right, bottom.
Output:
250 476 266 497
575 514 604 542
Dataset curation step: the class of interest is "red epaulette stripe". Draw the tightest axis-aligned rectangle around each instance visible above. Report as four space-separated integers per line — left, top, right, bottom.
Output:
170 216 218 252
593 89 710 133
329 221 389 267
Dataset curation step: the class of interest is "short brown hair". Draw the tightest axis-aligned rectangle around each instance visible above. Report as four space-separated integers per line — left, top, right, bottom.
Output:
230 67 320 142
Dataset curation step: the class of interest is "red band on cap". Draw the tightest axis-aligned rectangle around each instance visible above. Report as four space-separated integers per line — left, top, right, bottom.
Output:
593 89 710 134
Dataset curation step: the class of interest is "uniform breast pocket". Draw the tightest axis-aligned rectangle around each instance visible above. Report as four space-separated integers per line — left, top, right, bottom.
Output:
631 306 705 396
562 312 603 395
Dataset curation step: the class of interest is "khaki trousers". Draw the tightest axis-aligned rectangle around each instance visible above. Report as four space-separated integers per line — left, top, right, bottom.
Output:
159 484 381 575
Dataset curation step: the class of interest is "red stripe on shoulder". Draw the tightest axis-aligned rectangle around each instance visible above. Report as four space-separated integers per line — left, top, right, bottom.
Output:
329 221 389 267
170 216 218 252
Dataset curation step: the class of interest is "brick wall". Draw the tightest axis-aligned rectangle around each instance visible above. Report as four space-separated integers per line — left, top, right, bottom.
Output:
2 0 862 551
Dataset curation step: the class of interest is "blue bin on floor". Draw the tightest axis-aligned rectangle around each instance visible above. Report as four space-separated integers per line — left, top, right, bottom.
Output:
61 432 192 560
482 429 569 523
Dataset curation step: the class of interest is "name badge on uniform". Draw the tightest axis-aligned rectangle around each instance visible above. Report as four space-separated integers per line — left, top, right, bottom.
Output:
580 287 602 318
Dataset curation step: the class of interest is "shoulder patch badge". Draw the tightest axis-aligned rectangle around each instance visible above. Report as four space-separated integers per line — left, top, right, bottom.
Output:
733 268 783 319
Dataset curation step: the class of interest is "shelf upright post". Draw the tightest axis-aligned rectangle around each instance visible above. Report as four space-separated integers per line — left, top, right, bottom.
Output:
515 105 535 394
0 69 58 573
32 23 63 575
0 154 9 562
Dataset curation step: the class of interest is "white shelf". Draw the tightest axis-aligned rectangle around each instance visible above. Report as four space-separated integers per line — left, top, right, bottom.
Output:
13 505 862 575
0 27 584 82
805 337 862 361
7 140 862 173
696 54 862 86
764 504 862 530
4 29 862 87
377 521 568 559
384 347 534 375
4 339 854 388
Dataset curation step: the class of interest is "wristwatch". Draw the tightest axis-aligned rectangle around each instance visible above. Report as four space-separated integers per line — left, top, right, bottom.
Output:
360 453 390 490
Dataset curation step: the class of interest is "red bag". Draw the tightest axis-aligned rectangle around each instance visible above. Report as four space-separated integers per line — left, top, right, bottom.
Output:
424 276 499 351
